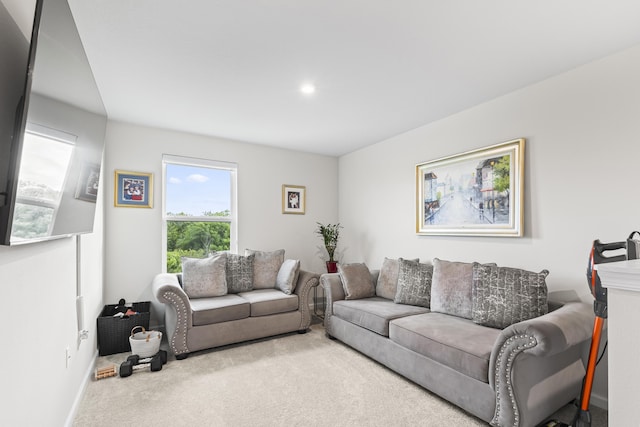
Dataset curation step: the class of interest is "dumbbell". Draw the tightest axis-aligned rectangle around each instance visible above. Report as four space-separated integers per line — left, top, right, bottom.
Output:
119 351 166 377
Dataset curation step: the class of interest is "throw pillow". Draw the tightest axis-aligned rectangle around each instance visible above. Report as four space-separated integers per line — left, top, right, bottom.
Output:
276 259 300 294
375 257 419 300
430 258 475 319
181 253 227 298
394 259 433 308
339 263 375 300
245 249 285 289
226 253 255 293
471 263 549 329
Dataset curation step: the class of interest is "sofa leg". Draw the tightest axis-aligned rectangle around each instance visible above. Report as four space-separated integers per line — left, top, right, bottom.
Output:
325 332 336 340
298 329 308 334
175 353 189 360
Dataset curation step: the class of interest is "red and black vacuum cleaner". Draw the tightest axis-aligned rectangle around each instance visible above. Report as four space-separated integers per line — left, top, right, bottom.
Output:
545 232 640 427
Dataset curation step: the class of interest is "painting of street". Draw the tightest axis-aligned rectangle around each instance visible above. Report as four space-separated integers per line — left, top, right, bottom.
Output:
416 139 524 237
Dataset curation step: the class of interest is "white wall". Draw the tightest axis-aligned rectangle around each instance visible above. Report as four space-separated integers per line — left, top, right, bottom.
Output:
0 185 103 427
338 43 640 407
103 121 339 325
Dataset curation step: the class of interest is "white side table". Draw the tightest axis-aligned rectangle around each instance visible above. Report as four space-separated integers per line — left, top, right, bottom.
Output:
595 259 640 426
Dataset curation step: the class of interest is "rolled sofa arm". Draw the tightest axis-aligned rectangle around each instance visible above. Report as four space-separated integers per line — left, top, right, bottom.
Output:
152 273 192 356
489 301 594 427
320 273 345 320
293 270 320 330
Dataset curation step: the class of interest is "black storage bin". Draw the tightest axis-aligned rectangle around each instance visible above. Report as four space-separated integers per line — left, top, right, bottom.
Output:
97 301 150 356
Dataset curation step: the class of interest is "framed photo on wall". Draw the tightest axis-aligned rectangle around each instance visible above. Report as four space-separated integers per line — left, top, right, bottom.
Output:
282 184 305 214
416 138 525 237
114 170 153 208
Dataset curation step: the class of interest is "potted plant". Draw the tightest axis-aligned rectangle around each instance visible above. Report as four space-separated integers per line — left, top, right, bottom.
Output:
315 222 342 273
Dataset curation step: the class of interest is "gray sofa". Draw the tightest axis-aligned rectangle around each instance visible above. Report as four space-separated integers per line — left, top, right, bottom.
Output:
152 250 319 359
321 258 595 427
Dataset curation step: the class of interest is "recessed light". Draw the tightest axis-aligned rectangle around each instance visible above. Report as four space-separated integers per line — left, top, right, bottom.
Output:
300 83 316 95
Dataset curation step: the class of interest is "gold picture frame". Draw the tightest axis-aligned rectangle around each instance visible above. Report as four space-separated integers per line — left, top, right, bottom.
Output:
114 170 153 208
282 184 306 214
416 139 525 237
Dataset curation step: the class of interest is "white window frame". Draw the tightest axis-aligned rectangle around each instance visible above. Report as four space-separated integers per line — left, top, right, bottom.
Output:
161 154 238 273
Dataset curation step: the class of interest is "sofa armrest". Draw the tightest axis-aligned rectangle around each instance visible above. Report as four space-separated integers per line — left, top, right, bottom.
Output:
489 301 594 426
152 273 192 355
293 270 320 330
320 273 345 320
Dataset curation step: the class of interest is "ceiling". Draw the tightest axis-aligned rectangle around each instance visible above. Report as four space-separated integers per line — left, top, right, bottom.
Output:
63 0 640 157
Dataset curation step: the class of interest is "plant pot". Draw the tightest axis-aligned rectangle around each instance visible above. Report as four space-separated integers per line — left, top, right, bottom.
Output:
326 261 338 273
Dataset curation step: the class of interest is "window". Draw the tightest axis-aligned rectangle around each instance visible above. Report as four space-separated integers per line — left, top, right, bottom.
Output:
162 155 237 273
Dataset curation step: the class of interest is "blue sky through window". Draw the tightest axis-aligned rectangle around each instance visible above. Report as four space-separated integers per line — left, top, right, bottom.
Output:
165 164 231 216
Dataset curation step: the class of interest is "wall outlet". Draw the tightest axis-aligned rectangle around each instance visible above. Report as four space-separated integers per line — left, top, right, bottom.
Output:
65 346 71 368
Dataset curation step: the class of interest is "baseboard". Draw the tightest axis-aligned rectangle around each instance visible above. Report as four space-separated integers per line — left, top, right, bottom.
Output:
63 350 98 427
589 392 608 410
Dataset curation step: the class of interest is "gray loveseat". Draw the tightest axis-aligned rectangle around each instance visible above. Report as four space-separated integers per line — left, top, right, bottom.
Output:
153 250 319 359
321 258 594 427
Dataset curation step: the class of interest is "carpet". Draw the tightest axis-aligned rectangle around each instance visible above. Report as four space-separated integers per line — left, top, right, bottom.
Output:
74 321 607 426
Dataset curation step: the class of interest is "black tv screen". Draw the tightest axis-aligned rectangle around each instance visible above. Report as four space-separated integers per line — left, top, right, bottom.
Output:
0 0 107 245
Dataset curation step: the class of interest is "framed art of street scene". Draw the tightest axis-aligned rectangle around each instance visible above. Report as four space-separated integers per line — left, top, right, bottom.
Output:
416 139 525 237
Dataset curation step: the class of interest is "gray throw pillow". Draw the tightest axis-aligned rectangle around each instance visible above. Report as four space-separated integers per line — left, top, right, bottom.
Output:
471 263 549 329
226 253 255 293
339 263 375 300
430 258 475 319
394 259 433 308
245 249 285 289
181 253 227 298
375 257 419 300
276 259 300 294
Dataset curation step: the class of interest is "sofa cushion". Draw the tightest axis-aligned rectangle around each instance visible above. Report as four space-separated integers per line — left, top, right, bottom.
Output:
181 253 227 298
389 312 501 383
394 259 433 308
238 289 299 317
245 249 285 289
333 297 429 336
276 259 300 294
472 263 549 329
190 294 250 326
375 257 419 300
339 263 375 300
430 258 497 319
226 253 255 293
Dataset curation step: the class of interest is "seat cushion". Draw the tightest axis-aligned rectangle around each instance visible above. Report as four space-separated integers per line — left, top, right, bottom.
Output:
389 313 500 383
238 289 299 317
333 297 430 337
190 295 250 326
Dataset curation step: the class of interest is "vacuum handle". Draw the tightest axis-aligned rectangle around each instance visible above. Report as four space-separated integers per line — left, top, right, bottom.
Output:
597 241 626 251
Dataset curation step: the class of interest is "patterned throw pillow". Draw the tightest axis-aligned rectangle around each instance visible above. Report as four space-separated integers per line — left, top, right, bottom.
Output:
181 253 227 298
471 263 549 329
394 259 433 308
276 259 300 294
226 253 255 293
375 257 419 300
430 258 496 319
245 249 285 289
339 263 375 300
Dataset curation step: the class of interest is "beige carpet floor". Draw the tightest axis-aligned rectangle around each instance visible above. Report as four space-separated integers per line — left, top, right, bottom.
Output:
74 321 607 426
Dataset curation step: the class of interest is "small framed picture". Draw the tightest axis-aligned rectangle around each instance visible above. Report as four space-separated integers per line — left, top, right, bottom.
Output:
114 170 153 208
282 184 305 214
75 162 101 203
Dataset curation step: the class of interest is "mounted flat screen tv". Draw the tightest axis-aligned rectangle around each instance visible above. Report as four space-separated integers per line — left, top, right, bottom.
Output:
0 0 107 245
